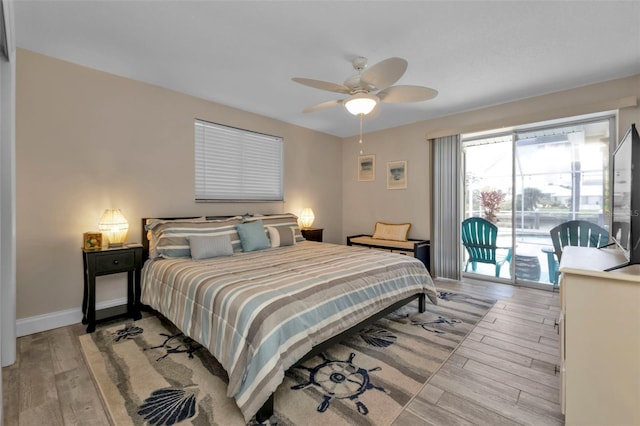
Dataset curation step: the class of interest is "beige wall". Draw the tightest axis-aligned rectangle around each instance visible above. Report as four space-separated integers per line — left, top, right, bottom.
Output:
16 49 342 319
15 47 640 324
342 125 431 240
342 74 640 243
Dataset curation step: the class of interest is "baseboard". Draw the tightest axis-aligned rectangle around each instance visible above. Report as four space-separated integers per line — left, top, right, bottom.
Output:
16 297 128 337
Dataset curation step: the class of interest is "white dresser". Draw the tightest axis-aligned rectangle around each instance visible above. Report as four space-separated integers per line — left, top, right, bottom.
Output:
559 246 640 425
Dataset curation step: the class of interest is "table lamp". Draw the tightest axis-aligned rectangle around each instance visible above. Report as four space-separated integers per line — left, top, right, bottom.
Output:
300 208 315 229
98 208 129 248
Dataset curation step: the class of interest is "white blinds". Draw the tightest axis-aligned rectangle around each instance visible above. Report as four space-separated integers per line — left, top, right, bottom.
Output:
194 120 283 201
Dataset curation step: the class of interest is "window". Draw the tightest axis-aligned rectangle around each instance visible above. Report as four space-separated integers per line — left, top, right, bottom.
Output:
461 113 614 288
194 119 283 201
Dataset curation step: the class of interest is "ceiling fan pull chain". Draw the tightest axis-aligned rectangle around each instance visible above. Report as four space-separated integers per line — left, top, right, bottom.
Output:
359 114 364 155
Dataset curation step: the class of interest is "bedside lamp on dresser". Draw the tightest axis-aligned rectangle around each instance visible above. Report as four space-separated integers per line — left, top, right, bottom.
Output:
98 208 129 248
300 207 323 242
82 208 142 333
300 207 315 228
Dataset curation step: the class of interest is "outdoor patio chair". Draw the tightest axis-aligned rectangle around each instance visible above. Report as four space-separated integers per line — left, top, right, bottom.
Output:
544 220 609 287
461 217 512 277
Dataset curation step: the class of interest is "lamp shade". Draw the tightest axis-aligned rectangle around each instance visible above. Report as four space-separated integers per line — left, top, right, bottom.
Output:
300 208 315 228
344 93 379 116
98 209 129 247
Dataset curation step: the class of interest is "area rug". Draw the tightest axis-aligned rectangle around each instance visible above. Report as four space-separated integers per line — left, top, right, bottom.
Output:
79 289 495 426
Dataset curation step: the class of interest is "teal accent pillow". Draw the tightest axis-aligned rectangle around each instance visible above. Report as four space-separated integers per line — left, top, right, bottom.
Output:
236 220 271 252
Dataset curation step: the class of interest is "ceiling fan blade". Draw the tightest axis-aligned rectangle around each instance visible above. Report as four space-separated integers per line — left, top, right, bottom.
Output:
360 57 408 91
303 99 343 113
378 85 438 103
292 77 351 94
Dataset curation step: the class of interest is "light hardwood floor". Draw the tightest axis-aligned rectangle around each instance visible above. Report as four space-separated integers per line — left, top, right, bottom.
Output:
3 278 562 425
393 278 562 426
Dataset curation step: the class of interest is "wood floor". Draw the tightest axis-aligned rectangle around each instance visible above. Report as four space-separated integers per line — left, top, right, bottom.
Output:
2 278 562 426
393 278 562 426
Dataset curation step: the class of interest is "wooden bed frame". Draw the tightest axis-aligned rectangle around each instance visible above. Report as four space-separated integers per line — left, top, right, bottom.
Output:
140 216 427 422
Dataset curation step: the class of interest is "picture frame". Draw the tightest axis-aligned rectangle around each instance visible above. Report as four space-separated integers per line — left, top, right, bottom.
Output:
387 160 407 189
357 154 375 181
83 232 103 250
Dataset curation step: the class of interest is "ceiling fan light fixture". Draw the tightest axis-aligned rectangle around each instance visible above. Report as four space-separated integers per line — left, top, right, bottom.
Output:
344 93 379 116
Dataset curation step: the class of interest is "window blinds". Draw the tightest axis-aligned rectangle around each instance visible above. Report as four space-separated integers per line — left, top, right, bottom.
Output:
194 120 283 201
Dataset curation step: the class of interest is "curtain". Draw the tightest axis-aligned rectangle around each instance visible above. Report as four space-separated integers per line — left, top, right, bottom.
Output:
431 135 461 280
1 0 16 368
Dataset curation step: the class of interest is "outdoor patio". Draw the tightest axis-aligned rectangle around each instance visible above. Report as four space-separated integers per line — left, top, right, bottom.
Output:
463 214 610 287
464 232 557 286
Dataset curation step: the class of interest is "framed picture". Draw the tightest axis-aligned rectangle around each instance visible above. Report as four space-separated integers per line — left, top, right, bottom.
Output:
358 155 375 181
387 160 407 189
83 232 103 250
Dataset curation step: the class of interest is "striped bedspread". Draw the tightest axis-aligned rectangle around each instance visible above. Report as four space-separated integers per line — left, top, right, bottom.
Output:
141 241 437 421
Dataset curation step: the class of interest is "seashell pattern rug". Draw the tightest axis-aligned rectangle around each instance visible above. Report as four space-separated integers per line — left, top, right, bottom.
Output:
79 289 495 425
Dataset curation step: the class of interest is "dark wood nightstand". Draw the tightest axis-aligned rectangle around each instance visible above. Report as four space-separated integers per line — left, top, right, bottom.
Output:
82 245 143 333
301 227 323 242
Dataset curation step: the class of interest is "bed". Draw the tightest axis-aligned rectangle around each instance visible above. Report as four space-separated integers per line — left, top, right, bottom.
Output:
139 213 437 422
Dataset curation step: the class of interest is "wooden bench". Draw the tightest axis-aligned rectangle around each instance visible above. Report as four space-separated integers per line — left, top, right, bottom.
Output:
347 234 431 273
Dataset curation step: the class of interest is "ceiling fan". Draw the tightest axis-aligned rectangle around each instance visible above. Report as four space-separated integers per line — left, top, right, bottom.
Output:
292 56 438 117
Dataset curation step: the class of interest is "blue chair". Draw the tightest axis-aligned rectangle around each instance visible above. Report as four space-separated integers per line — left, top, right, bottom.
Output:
544 220 609 287
461 217 512 277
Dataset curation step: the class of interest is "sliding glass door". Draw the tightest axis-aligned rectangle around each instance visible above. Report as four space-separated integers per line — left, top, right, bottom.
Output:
462 115 614 288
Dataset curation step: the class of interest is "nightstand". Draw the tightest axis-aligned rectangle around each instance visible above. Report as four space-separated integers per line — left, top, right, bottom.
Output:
81 245 143 333
301 227 323 242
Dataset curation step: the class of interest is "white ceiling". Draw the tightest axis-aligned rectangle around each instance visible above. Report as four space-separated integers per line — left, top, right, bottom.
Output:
13 0 640 138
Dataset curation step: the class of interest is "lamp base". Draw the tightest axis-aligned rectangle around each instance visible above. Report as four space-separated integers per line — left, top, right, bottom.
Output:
107 242 125 248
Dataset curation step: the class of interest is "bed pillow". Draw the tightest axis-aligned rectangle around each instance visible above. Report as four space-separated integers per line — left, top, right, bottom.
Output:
147 217 243 258
146 217 207 259
372 222 411 241
188 234 234 260
236 219 271 252
267 226 296 247
244 213 305 243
